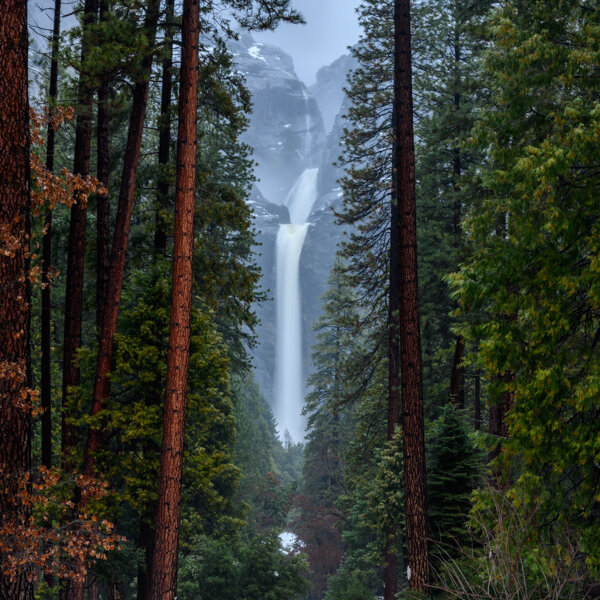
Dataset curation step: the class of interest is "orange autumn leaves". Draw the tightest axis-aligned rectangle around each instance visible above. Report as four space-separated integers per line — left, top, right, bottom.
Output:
0 466 123 583
0 108 121 584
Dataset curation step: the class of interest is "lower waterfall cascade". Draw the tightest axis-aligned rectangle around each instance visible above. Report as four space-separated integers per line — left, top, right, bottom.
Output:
274 167 319 442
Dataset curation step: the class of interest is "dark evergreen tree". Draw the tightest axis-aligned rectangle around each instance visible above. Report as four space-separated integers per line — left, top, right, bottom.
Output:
298 260 356 598
426 404 480 556
452 0 600 577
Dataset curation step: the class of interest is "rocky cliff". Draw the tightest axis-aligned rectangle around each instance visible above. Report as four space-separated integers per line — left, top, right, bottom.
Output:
234 36 354 423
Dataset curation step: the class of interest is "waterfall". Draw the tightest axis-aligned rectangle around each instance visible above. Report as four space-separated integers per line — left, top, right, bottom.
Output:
284 168 318 224
274 167 319 442
302 88 312 161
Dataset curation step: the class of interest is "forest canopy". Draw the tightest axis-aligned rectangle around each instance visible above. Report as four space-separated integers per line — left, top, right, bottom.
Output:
1 0 600 599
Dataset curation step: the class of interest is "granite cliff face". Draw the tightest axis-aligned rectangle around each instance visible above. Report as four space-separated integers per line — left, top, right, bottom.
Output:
231 32 325 204
309 53 356 134
234 37 354 425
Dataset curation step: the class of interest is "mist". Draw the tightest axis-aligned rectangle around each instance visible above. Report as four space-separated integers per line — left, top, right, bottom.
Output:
254 0 361 85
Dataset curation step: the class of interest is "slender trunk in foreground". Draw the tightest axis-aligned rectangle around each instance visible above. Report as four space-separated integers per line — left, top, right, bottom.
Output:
149 0 200 595
393 0 429 590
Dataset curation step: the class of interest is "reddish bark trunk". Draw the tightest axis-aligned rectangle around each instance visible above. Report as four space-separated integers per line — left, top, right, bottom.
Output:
41 2 62 591
41 0 62 474
61 0 98 470
61 2 102 596
0 1 33 596
82 0 161 480
393 0 429 590
149 0 200 595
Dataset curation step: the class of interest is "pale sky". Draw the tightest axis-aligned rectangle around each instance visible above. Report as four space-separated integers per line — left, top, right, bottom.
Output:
254 0 362 86
28 0 363 88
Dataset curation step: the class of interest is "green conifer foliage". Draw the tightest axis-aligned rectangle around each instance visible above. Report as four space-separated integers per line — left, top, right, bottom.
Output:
299 260 357 598
413 0 492 413
452 0 600 574
426 404 480 555
104 262 237 534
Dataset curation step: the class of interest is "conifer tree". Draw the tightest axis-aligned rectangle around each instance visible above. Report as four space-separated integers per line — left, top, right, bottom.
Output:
150 0 200 595
452 0 600 571
426 404 479 555
84 0 162 482
393 0 429 590
300 260 355 598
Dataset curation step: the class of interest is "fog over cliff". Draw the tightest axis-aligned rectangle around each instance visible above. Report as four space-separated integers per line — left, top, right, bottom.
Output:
233 32 357 439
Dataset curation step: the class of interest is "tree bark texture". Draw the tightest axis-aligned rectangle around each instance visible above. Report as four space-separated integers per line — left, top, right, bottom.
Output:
149 0 200 595
393 0 430 590
83 0 161 480
41 0 62 473
96 0 111 332
61 0 98 469
0 1 33 596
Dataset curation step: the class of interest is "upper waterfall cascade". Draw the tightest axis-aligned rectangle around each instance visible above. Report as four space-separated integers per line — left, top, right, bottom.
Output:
285 167 319 224
274 167 319 442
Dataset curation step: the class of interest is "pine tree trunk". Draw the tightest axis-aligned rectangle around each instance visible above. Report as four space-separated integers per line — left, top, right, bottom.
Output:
393 0 429 590
149 0 200 595
82 0 161 480
0 1 33 596
96 0 110 332
41 0 61 475
61 0 98 470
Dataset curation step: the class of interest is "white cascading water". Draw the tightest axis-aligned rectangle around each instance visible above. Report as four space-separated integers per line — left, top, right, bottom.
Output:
302 88 312 160
275 167 319 442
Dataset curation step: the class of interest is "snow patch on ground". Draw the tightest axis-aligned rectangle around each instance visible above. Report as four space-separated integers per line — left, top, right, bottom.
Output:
279 531 302 554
